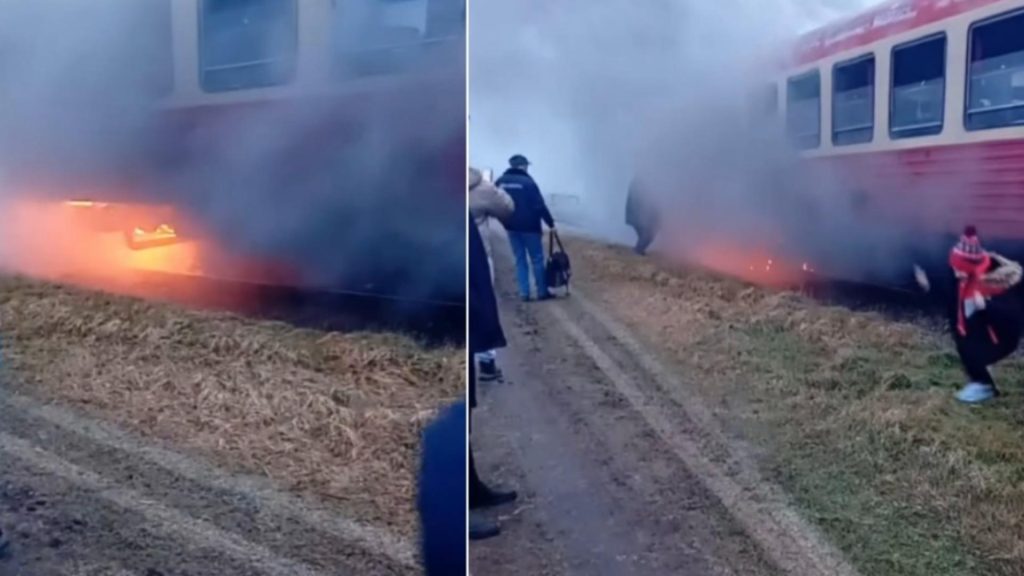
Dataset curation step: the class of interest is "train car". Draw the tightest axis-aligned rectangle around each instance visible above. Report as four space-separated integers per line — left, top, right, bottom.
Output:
767 0 1024 281
3 0 465 300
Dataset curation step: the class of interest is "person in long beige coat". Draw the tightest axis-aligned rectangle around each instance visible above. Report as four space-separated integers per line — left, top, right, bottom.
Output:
469 166 514 272
469 166 514 381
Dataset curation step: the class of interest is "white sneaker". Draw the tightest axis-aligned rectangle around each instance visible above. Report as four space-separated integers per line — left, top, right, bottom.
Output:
955 382 996 404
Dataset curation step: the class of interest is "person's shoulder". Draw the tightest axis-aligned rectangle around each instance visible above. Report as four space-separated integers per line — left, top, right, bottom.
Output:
495 173 515 186
508 170 537 187
497 170 528 187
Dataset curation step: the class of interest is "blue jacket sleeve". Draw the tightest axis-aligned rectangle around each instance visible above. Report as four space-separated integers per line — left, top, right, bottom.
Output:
418 401 467 576
532 183 555 228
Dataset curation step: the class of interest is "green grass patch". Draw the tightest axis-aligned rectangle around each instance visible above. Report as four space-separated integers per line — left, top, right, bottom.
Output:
571 238 1024 575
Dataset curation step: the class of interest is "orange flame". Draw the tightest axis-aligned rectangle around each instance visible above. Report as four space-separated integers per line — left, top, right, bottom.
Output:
129 223 179 250
0 198 199 287
676 243 813 288
1 197 304 305
65 200 109 208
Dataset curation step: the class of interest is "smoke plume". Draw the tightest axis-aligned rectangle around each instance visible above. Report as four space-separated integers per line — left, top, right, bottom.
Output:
470 0 966 284
0 0 466 303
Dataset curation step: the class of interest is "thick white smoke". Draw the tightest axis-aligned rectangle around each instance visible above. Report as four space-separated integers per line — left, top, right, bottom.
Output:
0 0 466 302
469 0 944 283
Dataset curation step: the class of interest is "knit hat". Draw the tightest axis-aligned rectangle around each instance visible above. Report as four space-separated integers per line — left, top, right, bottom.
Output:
950 225 990 274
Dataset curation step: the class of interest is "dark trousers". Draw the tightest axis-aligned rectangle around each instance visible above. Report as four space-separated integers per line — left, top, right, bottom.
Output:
956 311 1021 386
469 449 488 506
632 224 656 255
468 359 487 504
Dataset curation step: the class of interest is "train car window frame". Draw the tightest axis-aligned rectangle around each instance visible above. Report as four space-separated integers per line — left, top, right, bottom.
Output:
786 69 821 150
890 32 946 139
198 0 299 93
965 7 1024 131
832 53 875 146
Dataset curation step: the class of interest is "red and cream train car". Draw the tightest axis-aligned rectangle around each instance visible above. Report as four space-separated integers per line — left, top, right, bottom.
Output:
7 0 465 296
774 0 1024 277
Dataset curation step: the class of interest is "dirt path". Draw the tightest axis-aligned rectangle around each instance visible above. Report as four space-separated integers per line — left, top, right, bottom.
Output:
0 387 417 576
470 243 858 575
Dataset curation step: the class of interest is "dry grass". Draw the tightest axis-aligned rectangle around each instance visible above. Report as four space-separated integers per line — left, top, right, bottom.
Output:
569 237 1024 576
0 275 464 536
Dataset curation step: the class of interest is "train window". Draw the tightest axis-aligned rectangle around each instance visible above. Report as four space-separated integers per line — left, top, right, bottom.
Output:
832 54 875 146
200 0 298 93
891 34 946 138
967 9 1024 130
333 0 431 78
786 70 821 150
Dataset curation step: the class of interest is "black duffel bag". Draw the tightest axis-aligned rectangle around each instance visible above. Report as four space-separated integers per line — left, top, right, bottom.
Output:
545 229 571 294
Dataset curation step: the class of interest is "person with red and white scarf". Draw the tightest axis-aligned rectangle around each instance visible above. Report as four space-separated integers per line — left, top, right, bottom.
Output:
916 226 1023 403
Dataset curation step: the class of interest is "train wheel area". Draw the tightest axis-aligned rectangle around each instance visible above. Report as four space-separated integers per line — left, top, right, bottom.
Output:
480 233 1024 576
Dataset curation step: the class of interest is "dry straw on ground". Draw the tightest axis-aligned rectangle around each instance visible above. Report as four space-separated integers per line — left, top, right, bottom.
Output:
569 237 1024 576
0 275 464 535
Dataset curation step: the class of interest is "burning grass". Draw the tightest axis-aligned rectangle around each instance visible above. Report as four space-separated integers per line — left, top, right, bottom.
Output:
567 237 1024 576
0 274 464 536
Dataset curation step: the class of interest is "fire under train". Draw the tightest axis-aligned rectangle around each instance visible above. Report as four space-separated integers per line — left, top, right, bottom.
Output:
4 0 465 300
760 0 1024 284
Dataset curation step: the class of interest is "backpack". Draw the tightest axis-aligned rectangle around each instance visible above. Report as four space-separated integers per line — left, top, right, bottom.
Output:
545 230 572 294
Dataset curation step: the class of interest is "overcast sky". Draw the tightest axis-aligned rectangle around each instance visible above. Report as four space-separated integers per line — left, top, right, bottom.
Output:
468 0 887 209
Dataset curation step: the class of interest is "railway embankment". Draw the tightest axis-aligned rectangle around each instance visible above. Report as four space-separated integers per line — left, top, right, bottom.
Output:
566 235 1024 576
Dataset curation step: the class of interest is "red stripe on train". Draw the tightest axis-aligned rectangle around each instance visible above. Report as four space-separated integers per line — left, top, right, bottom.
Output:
794 0 1004 67
810 138 1024 239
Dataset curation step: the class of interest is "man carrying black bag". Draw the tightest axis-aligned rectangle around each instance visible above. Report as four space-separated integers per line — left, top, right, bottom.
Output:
495 154 556 301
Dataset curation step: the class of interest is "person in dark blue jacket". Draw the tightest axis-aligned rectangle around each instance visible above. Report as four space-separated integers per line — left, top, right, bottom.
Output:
495 154 556 301
418 401 467 575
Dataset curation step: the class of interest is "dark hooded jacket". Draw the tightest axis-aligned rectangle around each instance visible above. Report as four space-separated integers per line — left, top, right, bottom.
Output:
469 219 505 408
625 177 658 230
495 167 554 233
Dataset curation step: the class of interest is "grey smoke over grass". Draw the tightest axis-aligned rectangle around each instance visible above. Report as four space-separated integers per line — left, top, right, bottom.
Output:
0 0 466 302
469 0 952 282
